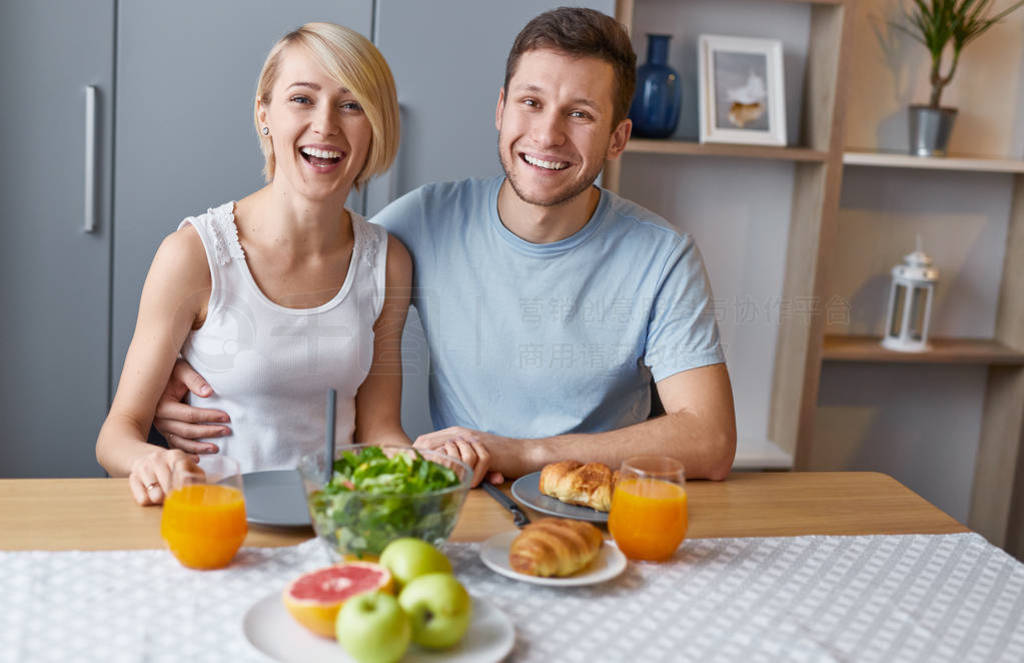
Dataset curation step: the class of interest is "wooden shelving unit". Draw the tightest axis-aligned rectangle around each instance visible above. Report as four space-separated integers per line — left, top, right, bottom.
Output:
824 169 1024 554
609 0 1024 556
823 335 1024 365
838 98 1024 554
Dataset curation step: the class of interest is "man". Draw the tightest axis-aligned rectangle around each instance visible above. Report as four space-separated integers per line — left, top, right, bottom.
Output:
156 8 736 483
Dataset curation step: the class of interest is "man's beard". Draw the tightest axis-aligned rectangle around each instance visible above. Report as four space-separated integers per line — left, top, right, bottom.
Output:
498 146 602 208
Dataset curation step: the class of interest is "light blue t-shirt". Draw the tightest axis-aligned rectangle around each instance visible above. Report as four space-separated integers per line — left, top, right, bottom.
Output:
374 176 724 439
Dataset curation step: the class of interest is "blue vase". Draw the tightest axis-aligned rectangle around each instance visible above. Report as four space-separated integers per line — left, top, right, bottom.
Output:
629 34 682 139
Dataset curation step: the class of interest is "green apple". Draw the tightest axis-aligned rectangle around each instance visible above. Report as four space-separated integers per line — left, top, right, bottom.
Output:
379 537 452 589
335 592 411 663
397 572 473 649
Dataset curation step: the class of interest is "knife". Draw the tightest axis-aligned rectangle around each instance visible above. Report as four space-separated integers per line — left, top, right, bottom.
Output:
482 482 531 528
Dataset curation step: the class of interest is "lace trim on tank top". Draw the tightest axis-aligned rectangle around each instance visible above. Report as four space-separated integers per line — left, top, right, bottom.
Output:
354 214 384 271
351 214 367 272
207 202 245 266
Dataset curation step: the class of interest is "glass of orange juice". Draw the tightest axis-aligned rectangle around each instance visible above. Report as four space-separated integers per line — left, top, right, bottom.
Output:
160 455 247 570
608 456 687 562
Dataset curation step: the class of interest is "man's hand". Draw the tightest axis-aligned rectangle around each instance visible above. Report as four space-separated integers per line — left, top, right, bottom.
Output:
413 427 506 487
414 365 736 481
153 359 231 454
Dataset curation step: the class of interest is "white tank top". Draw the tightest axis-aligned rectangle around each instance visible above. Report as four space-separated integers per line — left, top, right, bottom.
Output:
178 202 387 473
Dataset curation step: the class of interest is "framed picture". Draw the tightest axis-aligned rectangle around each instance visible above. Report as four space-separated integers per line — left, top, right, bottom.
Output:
698 35 786 146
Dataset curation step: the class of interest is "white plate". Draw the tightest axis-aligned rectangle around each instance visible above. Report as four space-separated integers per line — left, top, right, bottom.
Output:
479 530 627 587
242 591 514 663
509 471 608 523
242 470 311 527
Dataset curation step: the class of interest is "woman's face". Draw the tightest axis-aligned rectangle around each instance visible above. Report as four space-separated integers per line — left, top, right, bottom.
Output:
259 46 372 204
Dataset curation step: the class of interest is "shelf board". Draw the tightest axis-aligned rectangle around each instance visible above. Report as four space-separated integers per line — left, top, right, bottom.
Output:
733 0 847 4
822 335 1024 365
843 150 1024 174
624 139 829 162
733 437 793 471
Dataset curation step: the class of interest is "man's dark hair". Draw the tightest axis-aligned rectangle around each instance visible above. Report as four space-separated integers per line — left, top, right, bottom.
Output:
503 7 636 126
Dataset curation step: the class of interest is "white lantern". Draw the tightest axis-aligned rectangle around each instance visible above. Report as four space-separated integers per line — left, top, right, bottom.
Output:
882 241 939 352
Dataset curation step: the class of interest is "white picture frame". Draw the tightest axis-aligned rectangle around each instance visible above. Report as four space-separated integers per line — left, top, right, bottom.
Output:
698 35 787 146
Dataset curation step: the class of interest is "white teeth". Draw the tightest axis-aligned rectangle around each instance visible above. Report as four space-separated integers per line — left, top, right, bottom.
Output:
301 147 342 159
523 154 569 170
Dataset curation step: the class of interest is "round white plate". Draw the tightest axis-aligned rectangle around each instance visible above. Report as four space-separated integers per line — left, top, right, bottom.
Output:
242 591 514 663
242 469 311 527
479 530 628 587
509 471 608 523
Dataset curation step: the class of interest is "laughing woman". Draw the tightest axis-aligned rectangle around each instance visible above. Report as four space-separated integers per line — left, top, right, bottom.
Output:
97 23 411 505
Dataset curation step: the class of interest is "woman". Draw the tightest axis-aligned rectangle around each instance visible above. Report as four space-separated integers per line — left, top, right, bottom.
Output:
96 22 412 505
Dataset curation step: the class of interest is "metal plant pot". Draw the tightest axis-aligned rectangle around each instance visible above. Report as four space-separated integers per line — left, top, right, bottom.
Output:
908 105 957 157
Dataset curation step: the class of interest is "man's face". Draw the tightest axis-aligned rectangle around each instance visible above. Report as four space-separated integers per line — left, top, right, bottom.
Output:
496 48 628 208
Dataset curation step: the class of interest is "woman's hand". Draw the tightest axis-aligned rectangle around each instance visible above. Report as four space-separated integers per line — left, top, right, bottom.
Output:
153 359 231 454
128 448 199 506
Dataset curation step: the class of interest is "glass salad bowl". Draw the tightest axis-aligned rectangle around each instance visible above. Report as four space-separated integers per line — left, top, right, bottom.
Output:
298 444 473 559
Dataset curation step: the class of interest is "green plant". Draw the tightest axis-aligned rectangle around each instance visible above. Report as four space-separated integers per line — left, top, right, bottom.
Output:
896 0 1024 108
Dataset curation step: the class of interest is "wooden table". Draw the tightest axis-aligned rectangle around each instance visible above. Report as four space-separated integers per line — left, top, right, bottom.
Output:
0 471 966 551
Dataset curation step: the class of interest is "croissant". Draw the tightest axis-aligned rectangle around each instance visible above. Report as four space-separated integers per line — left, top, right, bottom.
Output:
509 517 604 577
539 460 618 512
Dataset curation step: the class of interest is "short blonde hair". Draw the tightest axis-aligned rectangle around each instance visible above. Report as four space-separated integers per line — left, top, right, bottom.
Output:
254 22 400 188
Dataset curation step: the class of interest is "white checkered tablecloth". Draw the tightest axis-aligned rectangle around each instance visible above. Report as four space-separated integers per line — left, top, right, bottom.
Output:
1 532 1022 662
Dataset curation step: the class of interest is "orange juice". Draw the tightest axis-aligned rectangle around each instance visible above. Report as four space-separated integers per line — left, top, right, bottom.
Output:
160 484 247 569
608 477 688 561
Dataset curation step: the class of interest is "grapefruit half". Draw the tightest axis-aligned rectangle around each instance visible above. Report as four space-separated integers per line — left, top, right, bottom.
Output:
282 562 394 638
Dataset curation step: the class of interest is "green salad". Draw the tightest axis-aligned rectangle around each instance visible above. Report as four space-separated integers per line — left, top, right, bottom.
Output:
307 446 465 557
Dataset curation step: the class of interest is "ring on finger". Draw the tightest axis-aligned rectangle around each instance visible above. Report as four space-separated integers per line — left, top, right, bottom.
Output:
146 482 160 491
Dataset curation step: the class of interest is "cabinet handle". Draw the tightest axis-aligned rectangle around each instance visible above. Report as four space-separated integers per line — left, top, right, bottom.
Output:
83 85 97 233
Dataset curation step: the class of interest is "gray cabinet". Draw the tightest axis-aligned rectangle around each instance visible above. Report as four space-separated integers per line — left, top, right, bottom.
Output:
0 1 115 477
2 0 370 478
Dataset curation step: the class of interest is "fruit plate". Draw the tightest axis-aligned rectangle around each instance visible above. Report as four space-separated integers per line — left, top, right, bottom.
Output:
242 592 514 663
479 530 628 587
509 471 608 523
242 469 311 527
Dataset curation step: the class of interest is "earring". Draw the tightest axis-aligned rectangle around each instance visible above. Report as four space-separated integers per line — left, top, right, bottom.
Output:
262 126 270 135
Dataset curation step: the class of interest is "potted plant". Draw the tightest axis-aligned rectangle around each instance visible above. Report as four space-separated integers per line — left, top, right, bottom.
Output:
896 0 1024 156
